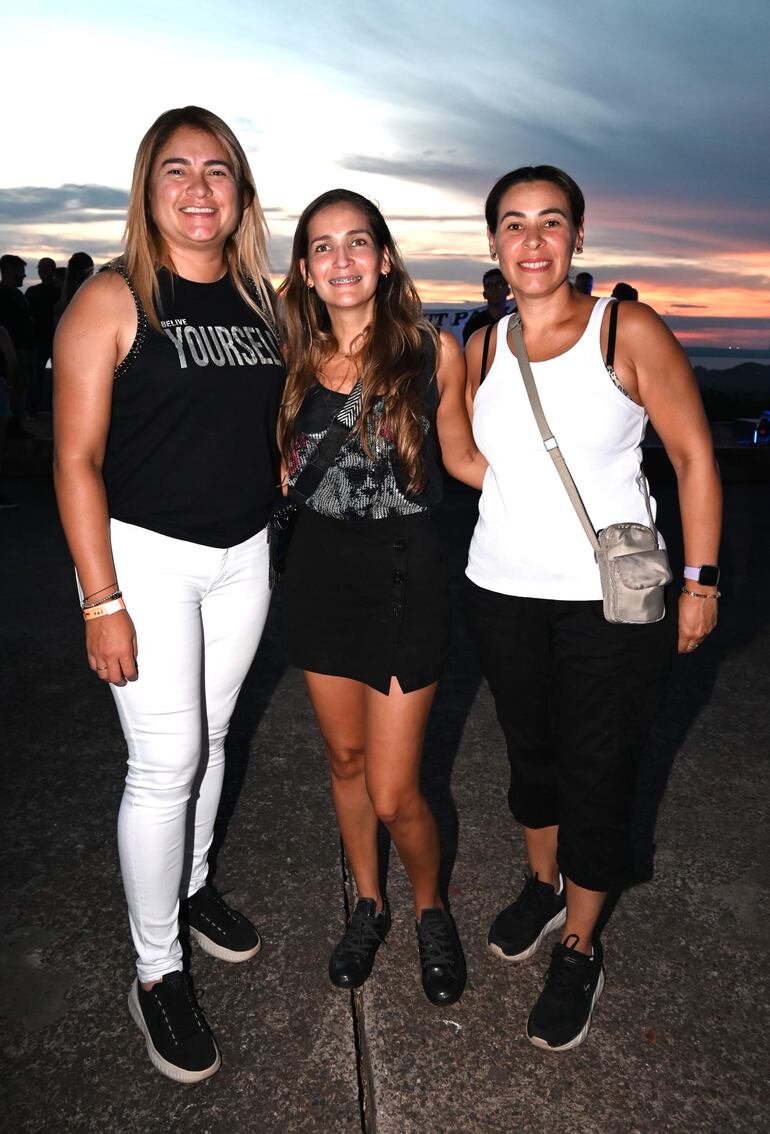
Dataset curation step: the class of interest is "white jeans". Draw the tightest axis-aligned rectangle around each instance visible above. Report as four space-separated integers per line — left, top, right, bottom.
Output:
105 520 271 983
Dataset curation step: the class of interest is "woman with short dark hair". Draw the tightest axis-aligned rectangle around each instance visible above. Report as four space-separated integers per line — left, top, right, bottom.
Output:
465 164 721 1051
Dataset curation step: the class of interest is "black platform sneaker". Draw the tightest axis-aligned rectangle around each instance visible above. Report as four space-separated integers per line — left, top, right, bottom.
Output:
180 883 262 962
128 971 221 1083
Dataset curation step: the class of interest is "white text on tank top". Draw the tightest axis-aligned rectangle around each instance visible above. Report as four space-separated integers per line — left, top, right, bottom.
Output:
466 298 660 600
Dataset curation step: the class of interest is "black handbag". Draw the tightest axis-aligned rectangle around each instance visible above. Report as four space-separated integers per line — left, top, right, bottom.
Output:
267 382 363 587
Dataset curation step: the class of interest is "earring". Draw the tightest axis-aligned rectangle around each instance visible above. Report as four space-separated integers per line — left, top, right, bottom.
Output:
575 244 584 255
306 280 314 289
490 251 497 260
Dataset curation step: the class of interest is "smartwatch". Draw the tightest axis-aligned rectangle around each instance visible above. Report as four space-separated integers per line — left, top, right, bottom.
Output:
684 564 720 586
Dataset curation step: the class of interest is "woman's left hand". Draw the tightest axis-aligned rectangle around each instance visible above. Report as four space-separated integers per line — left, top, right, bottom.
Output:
677 589 718 654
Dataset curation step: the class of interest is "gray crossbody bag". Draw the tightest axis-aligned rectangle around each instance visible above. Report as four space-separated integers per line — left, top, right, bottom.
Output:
508 312 672 624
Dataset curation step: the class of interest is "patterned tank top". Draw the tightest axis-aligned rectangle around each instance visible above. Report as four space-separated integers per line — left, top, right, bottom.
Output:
287 336 442 521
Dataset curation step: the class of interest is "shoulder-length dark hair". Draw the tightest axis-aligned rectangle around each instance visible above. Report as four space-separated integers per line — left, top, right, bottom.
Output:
122 105 273 332
277 188 436 493
485 165 585 231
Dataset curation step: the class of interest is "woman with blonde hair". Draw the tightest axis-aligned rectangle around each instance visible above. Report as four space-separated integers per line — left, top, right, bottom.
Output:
54 106 284 1083
277 189 487 1005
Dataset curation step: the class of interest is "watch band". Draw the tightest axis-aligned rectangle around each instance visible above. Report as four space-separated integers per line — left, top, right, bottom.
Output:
684 564 720 586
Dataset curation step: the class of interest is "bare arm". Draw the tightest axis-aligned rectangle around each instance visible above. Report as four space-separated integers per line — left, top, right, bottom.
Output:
53 272 139 685
434 330 488 490
615 303 722 654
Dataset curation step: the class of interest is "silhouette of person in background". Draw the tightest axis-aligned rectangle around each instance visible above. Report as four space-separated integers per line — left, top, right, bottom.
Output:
611 281 638 301
574 271 593 295
54 252 94 325
0 254 34 436
462 268 512 345
25 256 59 414
0 323 19 507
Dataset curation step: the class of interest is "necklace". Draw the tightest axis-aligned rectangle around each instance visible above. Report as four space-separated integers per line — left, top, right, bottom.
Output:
318 352 359 394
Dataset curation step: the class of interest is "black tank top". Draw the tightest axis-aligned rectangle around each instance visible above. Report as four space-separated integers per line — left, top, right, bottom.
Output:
102 266 285 547
287 335 442 520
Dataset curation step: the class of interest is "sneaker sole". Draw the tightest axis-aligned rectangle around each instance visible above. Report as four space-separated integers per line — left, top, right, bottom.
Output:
128 979 221 1083
188 925 262 963
526 967 606 1052
488 906 567 963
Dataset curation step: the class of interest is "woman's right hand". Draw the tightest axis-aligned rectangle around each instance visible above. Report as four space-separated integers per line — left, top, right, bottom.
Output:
85 610 138 686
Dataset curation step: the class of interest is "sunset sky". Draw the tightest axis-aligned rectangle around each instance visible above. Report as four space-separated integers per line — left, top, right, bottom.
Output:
2 0 769 347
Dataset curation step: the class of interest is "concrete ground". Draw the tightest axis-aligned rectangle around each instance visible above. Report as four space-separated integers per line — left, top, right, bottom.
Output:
1 459 767 1134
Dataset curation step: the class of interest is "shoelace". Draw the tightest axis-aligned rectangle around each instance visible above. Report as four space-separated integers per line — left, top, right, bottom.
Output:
152 973 206 1044
335 908 385 962
189 885 238 924
545 938 591 997
512 873 556 925
417 915 455 968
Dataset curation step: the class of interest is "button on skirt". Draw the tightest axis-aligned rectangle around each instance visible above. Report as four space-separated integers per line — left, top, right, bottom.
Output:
280 508 450 694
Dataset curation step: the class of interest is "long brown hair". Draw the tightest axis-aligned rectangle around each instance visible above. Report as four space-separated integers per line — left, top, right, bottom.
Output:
277 189 436 493
121 106 273 332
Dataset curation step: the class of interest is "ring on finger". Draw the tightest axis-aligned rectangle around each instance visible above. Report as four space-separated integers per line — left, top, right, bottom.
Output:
95 664 109 671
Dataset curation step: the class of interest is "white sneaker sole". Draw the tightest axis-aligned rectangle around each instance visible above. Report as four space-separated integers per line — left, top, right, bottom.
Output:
488 906 567 963
188 925 262 963
128 979 221 1083
527 967 606 1052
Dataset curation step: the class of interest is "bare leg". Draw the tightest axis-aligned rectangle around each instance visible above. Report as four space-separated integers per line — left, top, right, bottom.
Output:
523 826 604 954
523 825 559 889
304 672 381 906
364 678 441 916
562 879 605 955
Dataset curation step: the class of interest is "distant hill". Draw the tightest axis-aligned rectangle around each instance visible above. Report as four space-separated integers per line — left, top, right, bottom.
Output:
694 362 770 419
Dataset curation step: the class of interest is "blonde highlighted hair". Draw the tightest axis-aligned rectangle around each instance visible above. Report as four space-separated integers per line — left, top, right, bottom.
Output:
277 189 437 494
121 106 273 331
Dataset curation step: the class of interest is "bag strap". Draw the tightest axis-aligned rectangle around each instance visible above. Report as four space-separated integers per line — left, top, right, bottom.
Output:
291 382 364 502
508 313 657 550
479 322 495 385
508 316 601 553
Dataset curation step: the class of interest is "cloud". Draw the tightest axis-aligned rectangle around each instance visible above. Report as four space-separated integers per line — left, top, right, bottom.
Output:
0 185 129 224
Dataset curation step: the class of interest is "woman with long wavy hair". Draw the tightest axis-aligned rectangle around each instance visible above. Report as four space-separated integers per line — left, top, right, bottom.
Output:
277 189 486 1005
53 106 284 1083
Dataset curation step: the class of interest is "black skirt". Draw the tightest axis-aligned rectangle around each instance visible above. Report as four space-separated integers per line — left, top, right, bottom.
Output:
280 508 450 694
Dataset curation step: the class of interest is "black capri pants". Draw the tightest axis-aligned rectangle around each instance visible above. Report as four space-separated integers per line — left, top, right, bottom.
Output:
466 579 677 892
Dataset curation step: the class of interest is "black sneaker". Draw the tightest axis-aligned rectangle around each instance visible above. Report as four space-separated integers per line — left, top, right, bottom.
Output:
329 898 391 989
180 883 262 962
488 873 566 962
128 971 221 1083
416 908 467 1006
526 934 605 1051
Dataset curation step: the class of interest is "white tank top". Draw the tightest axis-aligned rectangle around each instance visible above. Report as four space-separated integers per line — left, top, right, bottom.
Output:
467 298 661 600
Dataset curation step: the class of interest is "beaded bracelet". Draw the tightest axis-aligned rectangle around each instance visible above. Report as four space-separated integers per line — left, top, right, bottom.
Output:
83 597 127 621
82 589 122 610
82 582 117 603
681 586 721 600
